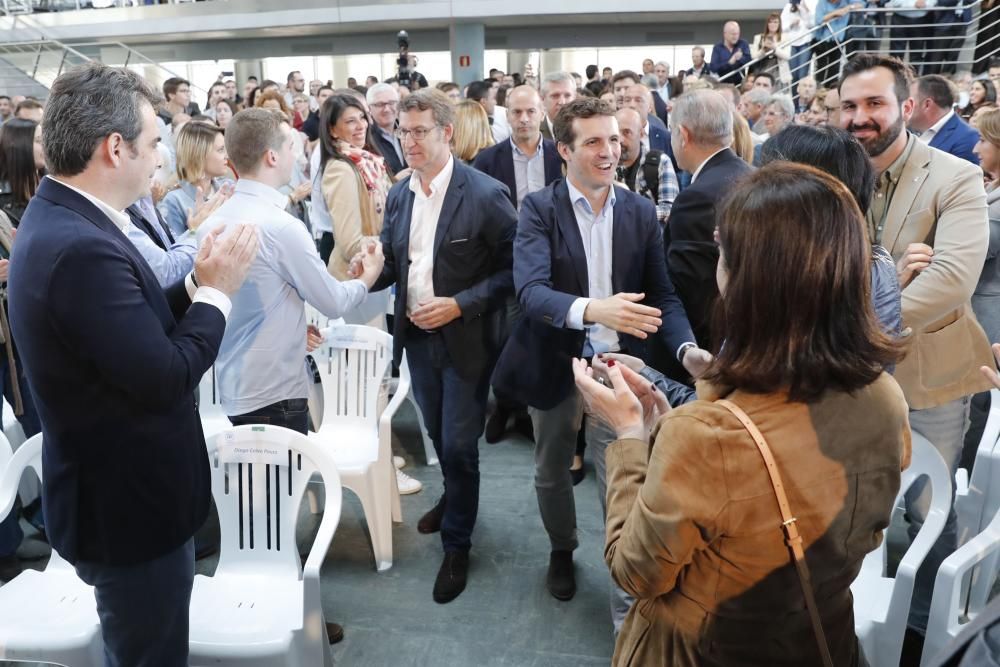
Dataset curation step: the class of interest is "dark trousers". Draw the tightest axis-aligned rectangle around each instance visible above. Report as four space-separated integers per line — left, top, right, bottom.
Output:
405 330 489 552
0 346 41 558
74 538 195 667
318 232 335 266
930 22 967 74
975 4 1000 75
814 40 843 89
891 14 930 74
228 398 309 435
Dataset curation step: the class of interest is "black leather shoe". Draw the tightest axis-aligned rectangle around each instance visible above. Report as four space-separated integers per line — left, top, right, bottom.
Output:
0 554 21 582
900 627 925 666
513 410 535 442
326 622 344 644
484 408 509 444
570 465 585 487
547 550 576 601
433 550 469 603
417 497 446 534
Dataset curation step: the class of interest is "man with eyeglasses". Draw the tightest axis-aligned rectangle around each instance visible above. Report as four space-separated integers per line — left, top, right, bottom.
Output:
350 89 517 604
367 82 408 176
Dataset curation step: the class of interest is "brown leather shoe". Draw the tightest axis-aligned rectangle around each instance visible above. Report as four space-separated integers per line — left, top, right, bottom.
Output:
326 622 344 644
417 497 446 534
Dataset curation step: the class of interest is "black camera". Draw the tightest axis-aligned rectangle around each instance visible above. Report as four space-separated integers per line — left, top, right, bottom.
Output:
397 30 411 89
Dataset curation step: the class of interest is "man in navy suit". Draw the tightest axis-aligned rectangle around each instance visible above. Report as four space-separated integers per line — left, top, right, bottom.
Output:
491 97 709 628
909 74 980 166
351 89 517 604
665 90 753 352
7 62 258 666
472 85 563 442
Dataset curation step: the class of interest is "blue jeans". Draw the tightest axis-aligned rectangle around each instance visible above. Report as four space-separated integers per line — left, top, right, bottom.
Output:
405 330 489 552
906 397 970 633
228 397 309 435
789 43 812 88
75 538 195 667
0 346 42 559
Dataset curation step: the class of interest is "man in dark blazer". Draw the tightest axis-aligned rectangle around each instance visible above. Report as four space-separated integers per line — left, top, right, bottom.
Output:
354 89 517 604
368 82 409 175
665 89 753 352
473 87 563 212
491 98 708 628
909 74 980 166
7 63 257 666
472 85 562 442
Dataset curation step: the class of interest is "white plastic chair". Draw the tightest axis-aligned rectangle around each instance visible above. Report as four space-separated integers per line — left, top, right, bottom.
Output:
922 390 1000 665
0 434 103 666
188 425 341 667
1 398 38 507
198 366 231 438
309 324 406 571
852 433 952 667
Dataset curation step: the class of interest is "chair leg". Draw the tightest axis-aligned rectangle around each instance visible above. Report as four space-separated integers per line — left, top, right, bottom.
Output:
352 471 394 572
391 464 402 523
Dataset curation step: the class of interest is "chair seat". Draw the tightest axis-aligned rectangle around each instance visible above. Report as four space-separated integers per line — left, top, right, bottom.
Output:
189 573 303 653
309 419 378 473
0 568 100 651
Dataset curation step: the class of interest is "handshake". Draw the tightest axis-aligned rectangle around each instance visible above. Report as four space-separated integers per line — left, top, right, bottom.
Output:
347 238 386 290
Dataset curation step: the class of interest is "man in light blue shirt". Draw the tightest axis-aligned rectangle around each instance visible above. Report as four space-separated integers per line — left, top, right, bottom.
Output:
197 108 384 429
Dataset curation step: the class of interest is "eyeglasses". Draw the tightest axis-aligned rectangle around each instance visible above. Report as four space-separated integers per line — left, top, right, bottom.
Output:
371 101 396 110
396 126 439 142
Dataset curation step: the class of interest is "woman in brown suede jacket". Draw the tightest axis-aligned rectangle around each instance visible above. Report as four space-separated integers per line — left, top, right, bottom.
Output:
575 164 911 667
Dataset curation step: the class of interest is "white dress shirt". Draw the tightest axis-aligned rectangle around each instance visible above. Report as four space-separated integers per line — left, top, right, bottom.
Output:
564 178 619 356
491 106 512 144
47 175 231 319
197 178 367 415
406 156 455 316
919 110 954 145
308 145 333 234
511 135 546 210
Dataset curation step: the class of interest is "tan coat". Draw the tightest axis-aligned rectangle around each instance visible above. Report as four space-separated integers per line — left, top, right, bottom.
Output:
882 139 993 409
605 374 911 667
322 158 391 281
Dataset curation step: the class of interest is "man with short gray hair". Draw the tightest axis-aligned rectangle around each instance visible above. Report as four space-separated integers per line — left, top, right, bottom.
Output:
666 89 752 347
539 71 577 140
9 62 259 665
367 82 407 174
739 88 772 141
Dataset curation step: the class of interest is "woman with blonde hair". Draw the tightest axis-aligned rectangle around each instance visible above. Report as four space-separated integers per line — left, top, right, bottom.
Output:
730 110 754 164
452 99 494 163
157 120 232 238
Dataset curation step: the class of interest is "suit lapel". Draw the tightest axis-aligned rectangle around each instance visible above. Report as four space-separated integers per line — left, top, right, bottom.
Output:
433 162 467 259
497 143 517 206
929 115 954 150
554 181 589 296
881 141 931 252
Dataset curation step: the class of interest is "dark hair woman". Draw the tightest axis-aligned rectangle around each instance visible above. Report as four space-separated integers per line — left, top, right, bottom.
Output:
0 119 44 225
960 78 997 121
574 163 909 667
318 94 393 321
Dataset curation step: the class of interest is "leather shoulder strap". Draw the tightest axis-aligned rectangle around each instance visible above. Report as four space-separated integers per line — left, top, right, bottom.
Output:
716 399 835 667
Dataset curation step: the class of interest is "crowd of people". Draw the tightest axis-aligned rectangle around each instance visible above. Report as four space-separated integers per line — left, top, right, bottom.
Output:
0 6 999 666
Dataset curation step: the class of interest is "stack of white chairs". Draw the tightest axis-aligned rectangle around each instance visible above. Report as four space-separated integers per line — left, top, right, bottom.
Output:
852 433 951 667
922 389 1000 665
188 425 341 667
0 433 103 666
308 324 408 571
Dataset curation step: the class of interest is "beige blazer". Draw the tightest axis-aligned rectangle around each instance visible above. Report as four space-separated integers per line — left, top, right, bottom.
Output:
881 139 994 409
321 159 390 281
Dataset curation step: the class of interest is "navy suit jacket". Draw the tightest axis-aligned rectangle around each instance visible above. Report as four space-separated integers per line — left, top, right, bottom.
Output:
647 115 670 153
492 179 695 409
929 113 980 166
665 149 753 347
471 138 563 209
371 126 407 175
372 160 517 381
8 178 224 566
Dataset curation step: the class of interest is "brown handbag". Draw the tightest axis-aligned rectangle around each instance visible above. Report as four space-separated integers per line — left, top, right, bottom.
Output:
716 399 835 667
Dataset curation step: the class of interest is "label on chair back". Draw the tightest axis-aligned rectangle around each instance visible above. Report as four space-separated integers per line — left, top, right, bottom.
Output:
218 431 288 466
324 334 377 351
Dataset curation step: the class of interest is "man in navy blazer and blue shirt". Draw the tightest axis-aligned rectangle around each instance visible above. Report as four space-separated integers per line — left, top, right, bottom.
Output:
7 63 258 666
909 74 981 165
351 89 517 604
491 97 711 629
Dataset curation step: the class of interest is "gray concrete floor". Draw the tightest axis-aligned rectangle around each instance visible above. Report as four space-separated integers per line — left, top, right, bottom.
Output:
4 400 616 666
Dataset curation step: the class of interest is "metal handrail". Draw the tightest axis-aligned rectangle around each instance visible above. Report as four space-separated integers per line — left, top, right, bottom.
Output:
717 1 992 90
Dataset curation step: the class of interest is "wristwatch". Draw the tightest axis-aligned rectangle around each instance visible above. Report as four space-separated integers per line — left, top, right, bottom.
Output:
677 342 697 364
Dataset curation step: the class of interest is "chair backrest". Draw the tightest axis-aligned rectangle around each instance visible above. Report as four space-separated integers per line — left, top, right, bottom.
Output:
205 425 342 576
313 325 393 428
956 388 1000 545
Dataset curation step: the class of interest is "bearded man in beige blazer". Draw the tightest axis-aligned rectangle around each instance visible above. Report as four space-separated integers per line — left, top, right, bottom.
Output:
839 53 993 652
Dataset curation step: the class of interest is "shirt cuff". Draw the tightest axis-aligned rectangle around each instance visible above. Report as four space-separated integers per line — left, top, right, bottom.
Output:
193 286 232 321
566 297 591 330
185 272 232 320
